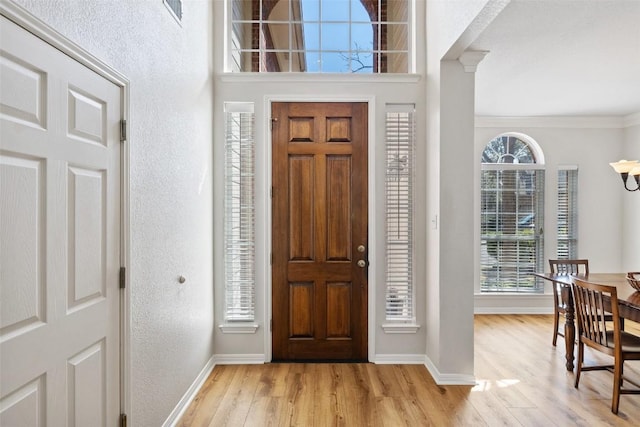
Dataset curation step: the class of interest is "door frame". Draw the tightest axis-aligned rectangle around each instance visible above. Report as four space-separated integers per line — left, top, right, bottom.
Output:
1 0 132 418
263 95 377 362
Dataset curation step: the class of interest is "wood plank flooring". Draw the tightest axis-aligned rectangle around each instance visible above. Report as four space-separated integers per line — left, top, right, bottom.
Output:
178 315 640 426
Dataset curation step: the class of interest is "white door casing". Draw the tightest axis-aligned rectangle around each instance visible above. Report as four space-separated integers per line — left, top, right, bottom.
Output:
0 15 121 426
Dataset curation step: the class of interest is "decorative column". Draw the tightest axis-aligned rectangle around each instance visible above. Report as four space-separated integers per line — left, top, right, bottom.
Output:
435 50 487 381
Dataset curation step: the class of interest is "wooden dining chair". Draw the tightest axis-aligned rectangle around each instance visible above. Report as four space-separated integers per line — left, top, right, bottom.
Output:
549 259 589 346
627 272 640 291
572 278 640 414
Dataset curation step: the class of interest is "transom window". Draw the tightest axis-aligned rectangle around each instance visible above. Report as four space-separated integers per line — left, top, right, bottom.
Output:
227 0 410 73
480 135 545 293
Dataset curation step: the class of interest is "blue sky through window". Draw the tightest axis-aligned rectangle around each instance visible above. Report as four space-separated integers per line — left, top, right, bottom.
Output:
301 0 373 72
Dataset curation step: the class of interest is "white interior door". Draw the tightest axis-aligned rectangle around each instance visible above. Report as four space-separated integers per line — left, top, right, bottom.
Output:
0 16 121 426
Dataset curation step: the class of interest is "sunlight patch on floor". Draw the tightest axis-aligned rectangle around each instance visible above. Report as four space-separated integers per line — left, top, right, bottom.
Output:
471 378 520 392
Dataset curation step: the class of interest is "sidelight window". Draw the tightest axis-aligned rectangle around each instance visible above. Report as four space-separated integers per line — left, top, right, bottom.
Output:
224 103 256 321
385 104 415 321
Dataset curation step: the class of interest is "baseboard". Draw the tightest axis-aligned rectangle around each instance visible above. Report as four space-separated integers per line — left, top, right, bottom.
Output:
162 356 216 427
474 307 553 314
424 356 476 385
372 354 426 364
474 293 554 314
213 353 266 364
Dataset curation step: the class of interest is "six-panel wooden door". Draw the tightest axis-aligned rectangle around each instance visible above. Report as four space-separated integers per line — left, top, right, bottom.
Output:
271 102 368 361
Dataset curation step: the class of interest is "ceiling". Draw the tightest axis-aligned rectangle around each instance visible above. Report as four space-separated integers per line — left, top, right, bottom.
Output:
469 0 640 117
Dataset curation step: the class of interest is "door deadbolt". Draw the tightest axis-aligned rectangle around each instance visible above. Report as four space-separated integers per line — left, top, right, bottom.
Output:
357 245 366 253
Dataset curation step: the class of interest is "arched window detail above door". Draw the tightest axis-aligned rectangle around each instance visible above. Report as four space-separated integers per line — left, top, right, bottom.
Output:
481 134 540 165
227 0 411 73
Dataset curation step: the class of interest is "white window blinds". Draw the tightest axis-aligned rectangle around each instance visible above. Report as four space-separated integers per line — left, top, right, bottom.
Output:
557 167 578 259
385 105 415 321
224 103 255 321
480 167 545 293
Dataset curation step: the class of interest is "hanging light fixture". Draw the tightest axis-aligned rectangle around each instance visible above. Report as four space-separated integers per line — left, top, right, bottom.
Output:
609 160 640 192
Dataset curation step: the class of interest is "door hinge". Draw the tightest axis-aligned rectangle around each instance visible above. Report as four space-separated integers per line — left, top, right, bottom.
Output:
270 253 273 265
119 267 126 289
270 186 274 198
270 117 278 130
270 319 273 331
120 119 127 142
120 413 127 427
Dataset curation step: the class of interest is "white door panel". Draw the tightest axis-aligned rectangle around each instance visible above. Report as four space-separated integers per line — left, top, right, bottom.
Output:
1 16 120 426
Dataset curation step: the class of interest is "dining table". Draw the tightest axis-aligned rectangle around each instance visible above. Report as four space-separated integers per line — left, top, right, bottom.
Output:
532 272 640 372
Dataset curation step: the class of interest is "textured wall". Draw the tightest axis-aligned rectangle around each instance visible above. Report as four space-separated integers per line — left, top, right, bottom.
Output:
11 0 215 425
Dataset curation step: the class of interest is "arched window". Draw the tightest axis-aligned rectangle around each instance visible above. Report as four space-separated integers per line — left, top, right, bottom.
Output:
228 0 410 73
480 134 545 293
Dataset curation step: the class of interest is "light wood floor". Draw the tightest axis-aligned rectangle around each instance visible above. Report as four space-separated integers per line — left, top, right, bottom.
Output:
178 315 640 426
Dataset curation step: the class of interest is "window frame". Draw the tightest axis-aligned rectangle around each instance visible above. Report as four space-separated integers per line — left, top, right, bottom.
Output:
221 102 258 331
556 166 578 259
382 103 419 332
479 135 545 294
224 0 414 74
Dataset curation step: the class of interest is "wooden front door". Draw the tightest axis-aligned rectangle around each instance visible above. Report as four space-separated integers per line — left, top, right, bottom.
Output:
272 102 368 361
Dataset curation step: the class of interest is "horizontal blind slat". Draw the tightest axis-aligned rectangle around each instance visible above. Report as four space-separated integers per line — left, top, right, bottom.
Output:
480 165 544 293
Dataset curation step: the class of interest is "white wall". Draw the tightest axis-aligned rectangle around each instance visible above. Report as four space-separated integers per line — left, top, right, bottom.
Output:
475 119 627 272
10 1 215 425
622 118 640 271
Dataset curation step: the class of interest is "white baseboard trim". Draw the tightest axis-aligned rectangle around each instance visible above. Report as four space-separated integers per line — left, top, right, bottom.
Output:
474 293 553 314
424 356 476 385
474 307 553 314
372 354 426 364
213 354 266 364
162 356 216 427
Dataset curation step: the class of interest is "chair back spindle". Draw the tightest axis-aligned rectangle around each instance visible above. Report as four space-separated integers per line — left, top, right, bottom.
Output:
549 259 589 276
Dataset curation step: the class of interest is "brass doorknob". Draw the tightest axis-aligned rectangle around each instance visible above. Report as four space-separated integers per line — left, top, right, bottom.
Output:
357 260 367 268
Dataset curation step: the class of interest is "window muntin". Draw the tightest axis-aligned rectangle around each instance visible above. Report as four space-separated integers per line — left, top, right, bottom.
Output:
557 167 578 259
228 0 410 73
480 136 545 293
224 103 256 321
385 104 415 321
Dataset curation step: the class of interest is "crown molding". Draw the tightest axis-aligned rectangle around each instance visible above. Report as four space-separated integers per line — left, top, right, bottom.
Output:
624 112 640 127
475 115 633 129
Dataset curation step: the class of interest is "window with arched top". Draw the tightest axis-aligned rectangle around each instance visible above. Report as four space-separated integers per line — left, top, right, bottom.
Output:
480 134 545 293
227 0 410 73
